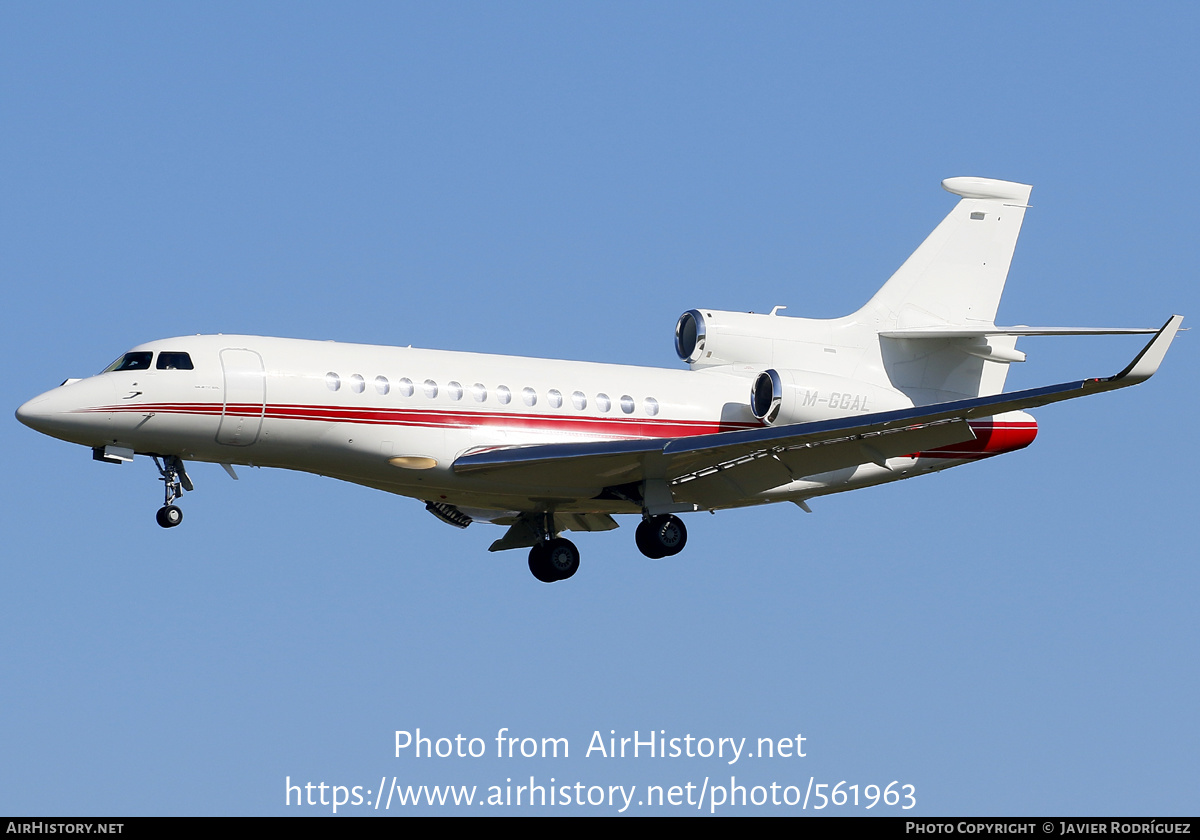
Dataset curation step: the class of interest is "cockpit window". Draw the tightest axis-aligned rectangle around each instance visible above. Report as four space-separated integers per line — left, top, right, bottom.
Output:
102 352 153 373
156 352 194 370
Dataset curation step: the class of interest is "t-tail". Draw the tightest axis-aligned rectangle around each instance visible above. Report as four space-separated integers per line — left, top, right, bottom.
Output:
674 176 1168 420
869 177 1161 401
864 176 1034 401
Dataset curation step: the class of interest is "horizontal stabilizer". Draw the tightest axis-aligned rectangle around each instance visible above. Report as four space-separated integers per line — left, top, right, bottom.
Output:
881 325 1160 338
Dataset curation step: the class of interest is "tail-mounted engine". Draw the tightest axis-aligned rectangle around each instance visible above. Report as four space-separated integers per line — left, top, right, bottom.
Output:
750 368 911 426
675 309 798 369
676 309 913 424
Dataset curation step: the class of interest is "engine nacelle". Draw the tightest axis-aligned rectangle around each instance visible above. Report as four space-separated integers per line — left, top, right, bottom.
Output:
750 368 912 426
675 309 801 369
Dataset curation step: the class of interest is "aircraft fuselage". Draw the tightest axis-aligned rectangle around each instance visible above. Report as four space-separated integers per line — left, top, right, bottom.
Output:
17 334 1031 522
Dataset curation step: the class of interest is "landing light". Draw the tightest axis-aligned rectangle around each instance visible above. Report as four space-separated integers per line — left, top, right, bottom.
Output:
388 456 438 470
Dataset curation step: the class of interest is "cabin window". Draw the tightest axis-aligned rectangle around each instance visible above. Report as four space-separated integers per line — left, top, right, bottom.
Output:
156 352 194 370
103 352 153 373
398 377 414 397
643 397 660 416
572 391 587 410
471 383 487 402
326 372 341 391
375 376 390 395
620 395 635 414
350 374 366 394
496 385 512 405
423 379 439 398
547 389 563 409
596 393 611 413
522 387 537 407
447 381 463 400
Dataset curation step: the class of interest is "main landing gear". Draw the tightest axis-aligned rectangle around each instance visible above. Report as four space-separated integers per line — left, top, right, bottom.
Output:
528 537 580 583
635 514 687 559
152 455 191 529
524 513 581 583
519 510 688 582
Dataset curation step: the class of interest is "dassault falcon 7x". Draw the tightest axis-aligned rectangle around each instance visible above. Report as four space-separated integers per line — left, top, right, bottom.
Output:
17 177 1183 582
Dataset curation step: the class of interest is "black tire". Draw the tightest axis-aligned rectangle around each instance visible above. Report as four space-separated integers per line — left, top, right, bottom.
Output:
544 538 580 580
156 505 183 528
635 514 687 558
527 543 558 583
635 519 666 558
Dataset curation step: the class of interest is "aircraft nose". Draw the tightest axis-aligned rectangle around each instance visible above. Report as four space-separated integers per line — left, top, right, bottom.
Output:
15 393 53 433
16 378 117 444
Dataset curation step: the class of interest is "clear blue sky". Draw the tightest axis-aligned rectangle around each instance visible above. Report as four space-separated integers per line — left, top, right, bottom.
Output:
2 2 1196 815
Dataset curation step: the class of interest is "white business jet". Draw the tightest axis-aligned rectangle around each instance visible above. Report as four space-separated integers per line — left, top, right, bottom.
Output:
16 177 1182 582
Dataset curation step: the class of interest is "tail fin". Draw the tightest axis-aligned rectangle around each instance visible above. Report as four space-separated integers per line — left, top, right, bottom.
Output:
859 177 1033 329
856 178 1032 401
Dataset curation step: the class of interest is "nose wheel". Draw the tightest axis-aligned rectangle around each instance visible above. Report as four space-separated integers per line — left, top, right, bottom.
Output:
152 455 191 529
156 505 183 528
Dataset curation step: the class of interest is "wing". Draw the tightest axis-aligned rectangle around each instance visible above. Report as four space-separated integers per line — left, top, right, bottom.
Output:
453 315 1183 504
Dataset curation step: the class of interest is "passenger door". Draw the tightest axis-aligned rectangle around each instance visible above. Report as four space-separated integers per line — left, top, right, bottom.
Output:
217 348 266 446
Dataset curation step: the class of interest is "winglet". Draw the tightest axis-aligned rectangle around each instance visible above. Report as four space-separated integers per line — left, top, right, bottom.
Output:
1111 314 1183 385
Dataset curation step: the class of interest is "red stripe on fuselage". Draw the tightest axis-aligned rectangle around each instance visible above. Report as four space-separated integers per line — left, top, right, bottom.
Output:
85 401 760 439
80 402 1039 453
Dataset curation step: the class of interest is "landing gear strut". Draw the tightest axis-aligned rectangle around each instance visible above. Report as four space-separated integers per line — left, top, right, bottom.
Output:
526 513 580 583
152 455 190 529
635 514 687 559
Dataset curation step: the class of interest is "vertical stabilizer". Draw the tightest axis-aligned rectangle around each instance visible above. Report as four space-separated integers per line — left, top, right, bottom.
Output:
860 177 1033 329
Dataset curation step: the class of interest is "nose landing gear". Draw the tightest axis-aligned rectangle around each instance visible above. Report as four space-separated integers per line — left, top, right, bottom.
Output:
156 504 183 528
152 455 191 529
